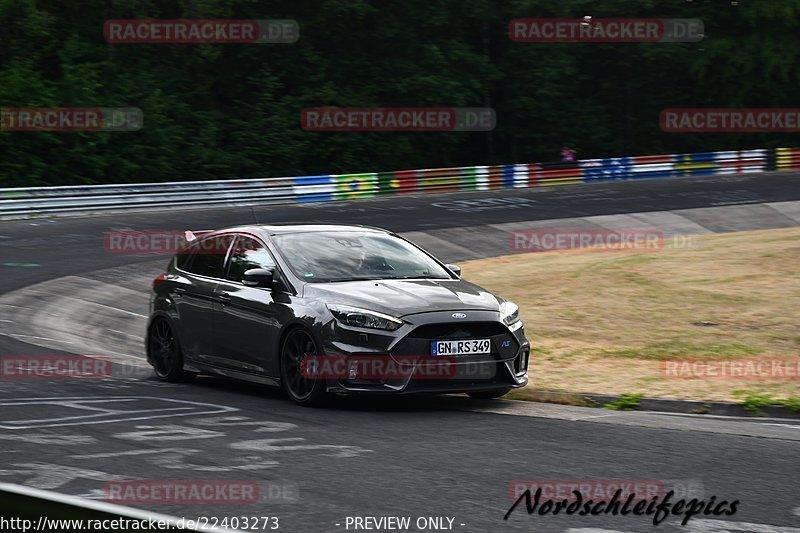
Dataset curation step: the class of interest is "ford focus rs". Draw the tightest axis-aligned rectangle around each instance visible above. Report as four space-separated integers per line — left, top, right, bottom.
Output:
146 224 530 406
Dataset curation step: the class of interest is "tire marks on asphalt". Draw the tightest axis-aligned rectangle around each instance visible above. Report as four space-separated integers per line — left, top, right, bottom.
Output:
0 274 154 364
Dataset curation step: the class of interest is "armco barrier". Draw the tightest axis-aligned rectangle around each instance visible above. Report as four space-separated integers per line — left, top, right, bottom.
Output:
0 483 242 532
0 147 794 218
776 147 800 170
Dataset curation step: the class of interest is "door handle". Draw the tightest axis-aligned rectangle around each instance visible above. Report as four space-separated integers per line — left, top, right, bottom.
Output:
217 292 231 304
174 287 186 294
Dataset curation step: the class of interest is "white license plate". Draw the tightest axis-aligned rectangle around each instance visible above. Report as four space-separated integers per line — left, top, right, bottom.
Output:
431 339 491 356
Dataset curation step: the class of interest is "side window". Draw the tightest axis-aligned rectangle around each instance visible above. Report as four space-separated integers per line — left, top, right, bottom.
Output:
227 235 277 282
175 244 197 271
185 234 234 279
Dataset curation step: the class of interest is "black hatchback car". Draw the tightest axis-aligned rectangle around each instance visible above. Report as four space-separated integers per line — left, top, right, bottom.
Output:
146 224 529 405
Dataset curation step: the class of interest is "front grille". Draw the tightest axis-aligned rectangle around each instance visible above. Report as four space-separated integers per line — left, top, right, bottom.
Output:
391 321 519 361
408 322 509 339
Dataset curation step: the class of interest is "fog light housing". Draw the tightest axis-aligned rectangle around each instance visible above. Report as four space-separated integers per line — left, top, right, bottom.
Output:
515 350 529 374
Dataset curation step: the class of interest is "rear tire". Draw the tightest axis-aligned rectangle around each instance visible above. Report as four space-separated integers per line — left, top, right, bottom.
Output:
280 328 327 407
148 318 194 382
468 388 511 400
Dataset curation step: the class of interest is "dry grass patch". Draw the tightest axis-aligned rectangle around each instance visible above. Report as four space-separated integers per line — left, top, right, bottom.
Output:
460 227 800 402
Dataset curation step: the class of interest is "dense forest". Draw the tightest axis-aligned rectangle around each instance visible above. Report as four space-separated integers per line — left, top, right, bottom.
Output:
1 0 799 187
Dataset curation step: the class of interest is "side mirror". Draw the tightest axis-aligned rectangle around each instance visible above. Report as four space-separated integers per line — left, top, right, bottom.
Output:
243 268 276 288
445 264 462 277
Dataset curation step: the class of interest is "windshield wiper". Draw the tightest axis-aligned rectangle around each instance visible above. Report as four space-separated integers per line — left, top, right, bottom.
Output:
316 277 382 283
384 275 450 280
313 275 450 282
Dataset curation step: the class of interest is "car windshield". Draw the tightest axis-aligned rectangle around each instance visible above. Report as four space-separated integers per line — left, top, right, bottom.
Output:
273 231 452 283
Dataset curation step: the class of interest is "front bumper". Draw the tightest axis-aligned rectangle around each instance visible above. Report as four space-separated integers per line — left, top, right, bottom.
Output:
320 310 530 394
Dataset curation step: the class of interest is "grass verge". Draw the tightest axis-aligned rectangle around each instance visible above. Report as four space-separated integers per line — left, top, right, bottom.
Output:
460 227 800 402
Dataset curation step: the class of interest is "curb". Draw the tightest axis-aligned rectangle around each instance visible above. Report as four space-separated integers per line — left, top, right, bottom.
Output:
0 483 242 532
508 389 800 420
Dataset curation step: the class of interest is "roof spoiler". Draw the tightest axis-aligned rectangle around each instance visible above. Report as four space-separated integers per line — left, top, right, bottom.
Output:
184 230 214 243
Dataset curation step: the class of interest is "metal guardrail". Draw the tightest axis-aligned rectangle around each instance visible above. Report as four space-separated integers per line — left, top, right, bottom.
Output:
0 147 797 219
0 483 243 532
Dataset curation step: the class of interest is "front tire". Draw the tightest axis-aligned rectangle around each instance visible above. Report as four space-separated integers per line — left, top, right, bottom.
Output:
148 318 194 382
280 328 327 406
468 388 511 400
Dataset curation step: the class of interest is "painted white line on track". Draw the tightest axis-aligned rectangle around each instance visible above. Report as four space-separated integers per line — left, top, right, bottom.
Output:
10 407 196 425
568 529 636 533
71 448 197 459
463 400 800 440
231 438 373 458
113 425 224 441
84 301 146 318
0 434 97 445
0 332 73 343
109 328 141 338
0 463 131 490
685 519 800 532
568 521 800 533
0 396 238 429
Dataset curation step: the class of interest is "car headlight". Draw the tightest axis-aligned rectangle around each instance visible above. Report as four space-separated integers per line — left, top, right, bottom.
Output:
327 304 404 331
500 301 520 326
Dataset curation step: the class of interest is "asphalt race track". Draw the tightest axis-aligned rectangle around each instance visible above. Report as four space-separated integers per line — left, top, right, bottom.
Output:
1 172 799 533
